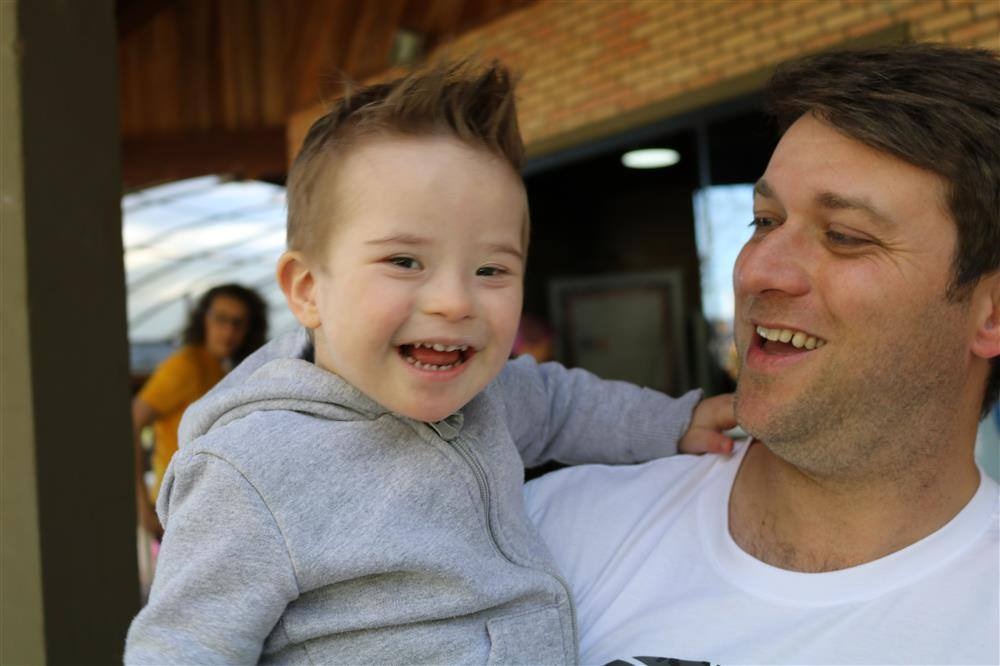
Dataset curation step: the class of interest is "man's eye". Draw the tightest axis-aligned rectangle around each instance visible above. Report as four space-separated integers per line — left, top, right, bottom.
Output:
826 230 868 246
476 266 506 277
748 217 776 233
388 256 420 269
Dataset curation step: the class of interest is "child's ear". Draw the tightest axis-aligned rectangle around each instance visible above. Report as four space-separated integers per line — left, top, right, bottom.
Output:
277 251 321 329
970 271 1000 360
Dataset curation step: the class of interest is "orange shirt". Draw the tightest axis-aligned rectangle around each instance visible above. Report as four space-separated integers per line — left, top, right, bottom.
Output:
138 345 225 500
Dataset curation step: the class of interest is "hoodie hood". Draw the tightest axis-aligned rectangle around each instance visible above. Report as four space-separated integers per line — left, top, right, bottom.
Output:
178 328 391 447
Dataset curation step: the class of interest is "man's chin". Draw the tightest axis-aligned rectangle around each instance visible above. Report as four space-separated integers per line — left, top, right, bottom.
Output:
734 392 789 445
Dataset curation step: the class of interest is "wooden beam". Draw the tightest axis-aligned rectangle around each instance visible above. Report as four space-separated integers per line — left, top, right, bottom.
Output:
285 0 361 113
342 0 408 80
115 0 182 39
121 127 286 189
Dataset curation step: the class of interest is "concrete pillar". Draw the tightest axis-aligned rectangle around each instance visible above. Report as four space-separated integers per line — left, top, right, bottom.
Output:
2 1 139 662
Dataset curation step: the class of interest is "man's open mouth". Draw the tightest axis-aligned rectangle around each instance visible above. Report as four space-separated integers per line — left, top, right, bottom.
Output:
755 325 826 355
398 342 474 371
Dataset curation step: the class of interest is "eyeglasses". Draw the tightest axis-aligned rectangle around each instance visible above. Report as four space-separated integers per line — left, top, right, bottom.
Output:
207 310 248 330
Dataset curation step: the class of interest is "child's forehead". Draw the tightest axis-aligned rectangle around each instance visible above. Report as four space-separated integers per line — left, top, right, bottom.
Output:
319 134 525 210
341 133 511 174
305 132 529 256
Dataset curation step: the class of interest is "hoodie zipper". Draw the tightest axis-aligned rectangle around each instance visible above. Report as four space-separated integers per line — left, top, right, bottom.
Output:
448 434 579 664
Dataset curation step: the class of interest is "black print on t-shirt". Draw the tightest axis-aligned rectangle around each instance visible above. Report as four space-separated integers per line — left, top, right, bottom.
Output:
604 658 713 666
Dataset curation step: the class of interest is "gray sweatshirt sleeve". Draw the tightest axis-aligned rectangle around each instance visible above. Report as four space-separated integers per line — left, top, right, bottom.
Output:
495 355 702 468
124 452 299 664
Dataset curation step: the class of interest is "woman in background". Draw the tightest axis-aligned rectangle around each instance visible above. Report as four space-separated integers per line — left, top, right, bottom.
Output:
133 283 268 539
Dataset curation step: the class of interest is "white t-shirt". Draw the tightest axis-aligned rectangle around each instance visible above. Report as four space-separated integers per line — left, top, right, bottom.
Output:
525 441 1000 666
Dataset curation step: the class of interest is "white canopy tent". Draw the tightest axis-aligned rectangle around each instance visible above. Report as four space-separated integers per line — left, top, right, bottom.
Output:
123 176 298 373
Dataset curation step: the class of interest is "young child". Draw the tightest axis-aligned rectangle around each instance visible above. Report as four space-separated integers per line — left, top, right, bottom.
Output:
124 61 736 664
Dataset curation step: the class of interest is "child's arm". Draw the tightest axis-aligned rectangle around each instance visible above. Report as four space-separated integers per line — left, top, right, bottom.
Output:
495 355 732 468
124 453 299 664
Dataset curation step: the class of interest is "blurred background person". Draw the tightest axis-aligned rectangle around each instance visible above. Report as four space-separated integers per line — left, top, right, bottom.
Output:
132 283 267 540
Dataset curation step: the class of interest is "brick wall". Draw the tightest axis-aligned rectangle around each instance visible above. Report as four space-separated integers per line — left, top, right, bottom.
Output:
288 0 999 161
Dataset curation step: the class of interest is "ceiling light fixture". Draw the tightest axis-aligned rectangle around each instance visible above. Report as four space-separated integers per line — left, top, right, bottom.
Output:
621 148 680 169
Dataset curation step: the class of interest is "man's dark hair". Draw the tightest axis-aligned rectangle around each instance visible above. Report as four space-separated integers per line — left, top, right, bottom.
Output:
764 44 1000 416
182 283 268 365
287 58 526 258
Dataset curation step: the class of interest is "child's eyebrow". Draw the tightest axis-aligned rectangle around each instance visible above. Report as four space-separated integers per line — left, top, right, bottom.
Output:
488 243 524 261
366 234 427 246
367 235 523 261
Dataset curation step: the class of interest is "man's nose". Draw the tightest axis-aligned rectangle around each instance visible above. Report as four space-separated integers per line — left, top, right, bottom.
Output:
734 223 812 298
421 271 475 321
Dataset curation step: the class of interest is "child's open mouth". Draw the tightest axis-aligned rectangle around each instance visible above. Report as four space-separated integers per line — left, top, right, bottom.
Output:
399 342 474 371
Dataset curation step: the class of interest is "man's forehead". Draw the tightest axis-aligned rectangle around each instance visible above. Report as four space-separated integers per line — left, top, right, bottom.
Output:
754 116 951 225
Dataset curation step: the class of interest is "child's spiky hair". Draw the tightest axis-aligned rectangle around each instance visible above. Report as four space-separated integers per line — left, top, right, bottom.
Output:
286 59 525 257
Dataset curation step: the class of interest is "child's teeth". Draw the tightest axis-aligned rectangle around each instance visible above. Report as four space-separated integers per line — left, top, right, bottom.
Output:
409 358 460 371
412 342 468 352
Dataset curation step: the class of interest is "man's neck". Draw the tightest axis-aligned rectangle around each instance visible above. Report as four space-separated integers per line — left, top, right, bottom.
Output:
728 433 981 572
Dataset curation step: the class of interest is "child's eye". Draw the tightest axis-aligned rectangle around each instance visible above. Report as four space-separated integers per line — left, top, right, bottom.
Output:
476 265 507 277
388 256 421 270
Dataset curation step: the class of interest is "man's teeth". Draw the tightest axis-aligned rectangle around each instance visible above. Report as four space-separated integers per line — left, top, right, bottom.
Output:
756 325 826 350
412 342 469 352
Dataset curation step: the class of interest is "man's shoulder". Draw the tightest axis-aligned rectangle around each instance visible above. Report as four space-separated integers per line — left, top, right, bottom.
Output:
525 446 738 536
524 449 742 605
526 452 700 498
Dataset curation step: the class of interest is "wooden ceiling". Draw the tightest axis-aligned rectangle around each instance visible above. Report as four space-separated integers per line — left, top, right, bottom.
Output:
117 0 533 189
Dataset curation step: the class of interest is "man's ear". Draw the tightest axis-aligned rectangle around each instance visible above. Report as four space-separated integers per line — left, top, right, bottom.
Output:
970 271 1000 360
277 251 321 329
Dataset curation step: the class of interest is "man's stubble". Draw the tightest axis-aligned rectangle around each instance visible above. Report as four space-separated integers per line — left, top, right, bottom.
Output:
734 299 971 487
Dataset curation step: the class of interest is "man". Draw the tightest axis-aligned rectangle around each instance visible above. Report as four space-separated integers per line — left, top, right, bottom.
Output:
526 45 999 665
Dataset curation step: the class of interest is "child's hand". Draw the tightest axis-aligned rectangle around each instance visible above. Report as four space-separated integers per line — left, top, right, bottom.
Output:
679 393 737 455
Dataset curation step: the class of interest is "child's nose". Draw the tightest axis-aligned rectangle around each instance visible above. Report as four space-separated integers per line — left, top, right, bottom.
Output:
421 273 474 321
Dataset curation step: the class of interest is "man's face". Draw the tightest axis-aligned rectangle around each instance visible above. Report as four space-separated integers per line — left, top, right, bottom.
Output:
306 135 526 423
733 113 978 472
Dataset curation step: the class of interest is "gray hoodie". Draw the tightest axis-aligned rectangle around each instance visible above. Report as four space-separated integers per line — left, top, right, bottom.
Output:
124 329 700 664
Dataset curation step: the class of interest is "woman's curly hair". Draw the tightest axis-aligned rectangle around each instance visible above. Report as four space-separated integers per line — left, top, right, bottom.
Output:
182 283 268 365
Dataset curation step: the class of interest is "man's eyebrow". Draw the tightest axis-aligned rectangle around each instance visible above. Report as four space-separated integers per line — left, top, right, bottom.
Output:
753 178 775 199
815 191 895 227
755 179 895 227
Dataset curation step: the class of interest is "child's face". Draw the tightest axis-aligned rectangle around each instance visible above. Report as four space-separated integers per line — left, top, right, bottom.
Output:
306 135 526 422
